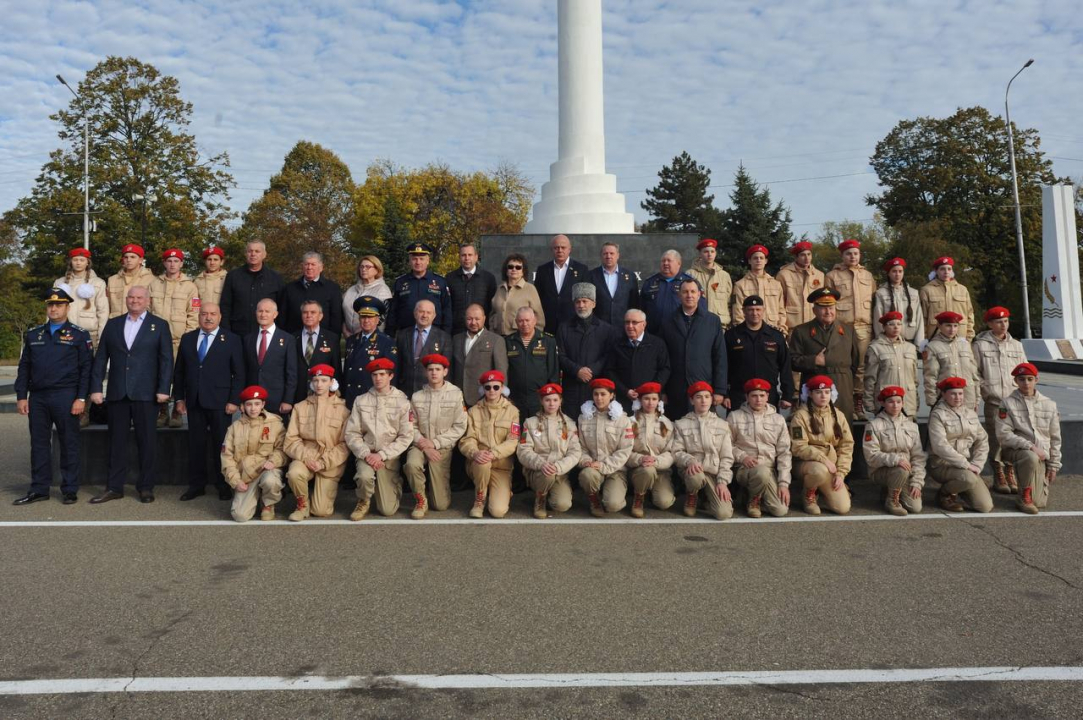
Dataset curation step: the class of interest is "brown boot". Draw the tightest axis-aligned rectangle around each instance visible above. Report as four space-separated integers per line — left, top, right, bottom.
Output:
853 392 864 416
683 492 698 517
1017 486 1038 515
747 494 762 519
804 487 820 516
349 499 370 521
156 404 169 428
992 465 1010 494
533 492 548 519
168 407 184 428
886 488 907 516
587 492 605 518
260 505 275 521
630 492 646 519
410 493 427 519
288 495 309 522
937 490 964 512
469 491 486 518
1005 465 1019 494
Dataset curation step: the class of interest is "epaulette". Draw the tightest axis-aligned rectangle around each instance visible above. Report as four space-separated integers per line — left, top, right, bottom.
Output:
69 323 88 333
542 332 555 338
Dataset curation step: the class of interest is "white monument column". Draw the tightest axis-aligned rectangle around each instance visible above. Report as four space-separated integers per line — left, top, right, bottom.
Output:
524 0 635 234
1022 184 1083 360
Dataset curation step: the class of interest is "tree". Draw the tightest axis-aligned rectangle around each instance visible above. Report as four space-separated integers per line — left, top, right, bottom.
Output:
238 141 356 285
810 216 895 276
714 164 794 274
3 56 235 287
640 151 719 233
866 106 1063 327
0 220 40 358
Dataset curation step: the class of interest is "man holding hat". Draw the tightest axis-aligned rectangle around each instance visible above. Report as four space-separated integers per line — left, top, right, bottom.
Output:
863 311 919 418
825 239 875 414
194 247 228 307
725 294 794 410
151 248 200 427
342 295 398 409
996 363 1061 514
13 288 92 506
687 238 733 327
923 311 980 410
557 282 617 419
733 245 786 334
920 256 976 341
777 241 825 332
788 287 860 420
106 243 154 318
284 364 350 521
385 242 452 337
403 354 468 519
972 306 1028 493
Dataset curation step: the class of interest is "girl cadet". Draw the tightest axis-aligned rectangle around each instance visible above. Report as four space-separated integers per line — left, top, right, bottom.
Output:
727 378 792 518
459 370 520 519
872 257 924 348
789 375 855 516
516 383 582 519
862 386 926 516
672 382 735 520
927 377 993 513
577 378 634 517
626 382 677 519
995 363 1062 515
863 310 920 418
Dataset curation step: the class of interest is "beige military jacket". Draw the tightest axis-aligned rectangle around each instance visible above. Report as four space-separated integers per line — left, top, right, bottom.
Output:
927 403 988 471
972 331 1028 405
923 333 980 408
789 404 855 475
517 412 582 474
732 272 786 333
920 279 975 341
577 404 634 475
285 394 350 471
627 411 675 470
727 403 792 486
995 390 1062 471
346 386 413 461
458 396 521 468
872 284 925 345
672 411 735 482
862 412 927 488
150 273 200 351
221 411 287 487
410 383 468 451
688 259 733 326
777 262 825 332
56 271 109 346
194 269 228 308
107 267 155 318
825 264 875 327
864 335 920 416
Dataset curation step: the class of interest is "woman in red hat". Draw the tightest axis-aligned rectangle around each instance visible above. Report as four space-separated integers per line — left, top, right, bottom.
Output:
825 239 875 414
862 386 926 516
919 256 975 341
995 363 1062 514
927 377 993 513
732 245 786 334
626 382 675 518
789 375 854 515
577 377 633 517
458 370 521 518
221 385 287 522
56 248 109 350
516 383 581 519
863 311 919 418
972 306 1027 494
872 257 924 348
923 311 980 410
672 382 734 520
726 378 791 518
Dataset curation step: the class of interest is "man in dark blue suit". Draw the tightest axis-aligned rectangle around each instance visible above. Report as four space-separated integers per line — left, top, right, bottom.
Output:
660 278 728 421
294 299 342 404
589 241 640 326
89 285 174 503
342 296 398 408
173 302 245 501
533 234 590 336
243 298 298 418
394 299 452 396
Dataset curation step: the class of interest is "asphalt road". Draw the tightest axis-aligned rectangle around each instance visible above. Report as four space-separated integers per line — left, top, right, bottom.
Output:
1 415 1081 718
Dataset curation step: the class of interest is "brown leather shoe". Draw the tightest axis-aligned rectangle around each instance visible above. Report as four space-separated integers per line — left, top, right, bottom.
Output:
89 490 124 504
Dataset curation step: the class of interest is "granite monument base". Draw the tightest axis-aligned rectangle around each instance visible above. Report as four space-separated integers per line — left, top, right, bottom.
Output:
478 233 701 280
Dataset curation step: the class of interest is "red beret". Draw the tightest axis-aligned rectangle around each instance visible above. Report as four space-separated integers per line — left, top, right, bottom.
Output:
202 247 225 259
879 311 903 325
366 358 395 374
1012 362 1038 378
932 256 954 269
984 306 1010 322
743 378 772 394
161 248 184 261
309 363 336 378
937 377 967 392
589 378 616 392
805 375 834 391
696 238 718 250
635 382 662 396
121 244 144 258
420 353 449 368
687 381 713 398
746 244 769 260
838 239 861 252
882 257 906 272
935 311 963 324
68 247 91 259
480 370 505 386
537 383 562 397
789 241 812 255
877 386 906 402
239 385 269 402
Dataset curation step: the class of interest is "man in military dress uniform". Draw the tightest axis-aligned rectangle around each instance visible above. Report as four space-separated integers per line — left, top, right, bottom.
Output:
788 287 860 421
725 295 794 410
342 296 398 409
505 306 559 421
14 288 92 505
384 242 453 336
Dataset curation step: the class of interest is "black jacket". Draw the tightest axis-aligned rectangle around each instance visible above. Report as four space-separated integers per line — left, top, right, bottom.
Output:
91 313 174 401
242 326 298 413
294 328 342 403
557 315 617 418
446 267 498 335
173 327 246 409
589 266 640 326
534 259 590 336
605 332 671 403
659 307 727 419
279 276 344 336
725 322 794 409
219 265 286 338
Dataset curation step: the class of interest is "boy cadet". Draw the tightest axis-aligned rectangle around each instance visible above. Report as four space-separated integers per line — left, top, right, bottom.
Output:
150 248 200 427
284 364 350 521
672 382 735 520
996 363 1062 515
686 238 733 327
920 256 976 341
732 244 787 334
194 247 228 307
972 306 1028 493
863 311 919 417
727 378 791 518
221 385 287 522
344 357 414 519
825 239 875 414
106 243 155 318
403 354 468 518
923 311 980 409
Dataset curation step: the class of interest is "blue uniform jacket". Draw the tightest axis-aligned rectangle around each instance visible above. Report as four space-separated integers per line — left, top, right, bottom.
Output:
15 321 92 399
385 271 453 336
640 272 706 335
342 331 398 408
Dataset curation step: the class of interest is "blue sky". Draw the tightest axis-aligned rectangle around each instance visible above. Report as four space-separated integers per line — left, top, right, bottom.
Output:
1 0 1081 236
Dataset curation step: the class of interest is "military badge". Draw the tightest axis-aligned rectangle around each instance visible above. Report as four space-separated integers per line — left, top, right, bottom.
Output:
864 430 873 442
792 426 803 440
998 408 1008 419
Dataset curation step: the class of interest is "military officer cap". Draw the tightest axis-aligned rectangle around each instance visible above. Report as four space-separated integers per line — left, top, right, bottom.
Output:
936 376 967 392
984 306 1010 322
420 353 449 368
935 311 963 325
309 363 336 378
877 386 906 402
366 358 395 374
805 375 834 391
879 310 903 325
353 295 384 317
1011 362 1039 378
589 378 616 392
537 383 563 397
239 385 269 402
572 283 596 302
807 287 840 306
687 381 713 398
636 382 662 397
44 287 75 305
742 295 765 308
407 242 433 256
743 378 772 394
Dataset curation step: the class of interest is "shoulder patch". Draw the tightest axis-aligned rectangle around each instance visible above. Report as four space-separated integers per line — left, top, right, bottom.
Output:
998 408 1008 419
510 422 520 437
864 430 873 442
792 426 803 440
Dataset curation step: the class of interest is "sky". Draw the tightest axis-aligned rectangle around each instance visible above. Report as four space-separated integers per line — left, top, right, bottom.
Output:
1 0 1081 237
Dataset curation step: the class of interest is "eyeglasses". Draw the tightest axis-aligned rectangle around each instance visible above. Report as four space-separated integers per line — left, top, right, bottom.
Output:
359 263 375 270
506 264 523 270
484 384 502 391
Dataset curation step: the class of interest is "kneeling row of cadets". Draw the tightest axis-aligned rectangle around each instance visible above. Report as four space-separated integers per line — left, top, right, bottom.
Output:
224 349 1061 522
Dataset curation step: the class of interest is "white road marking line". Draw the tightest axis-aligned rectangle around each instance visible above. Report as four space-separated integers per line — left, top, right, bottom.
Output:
1 667 1082 694
0 510 1081 528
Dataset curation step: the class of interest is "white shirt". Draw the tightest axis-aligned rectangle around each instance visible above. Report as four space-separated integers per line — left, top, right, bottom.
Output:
554 260 570 293
124 311 147 350
255 325 277 355
464 329 482 356
603 266 620 297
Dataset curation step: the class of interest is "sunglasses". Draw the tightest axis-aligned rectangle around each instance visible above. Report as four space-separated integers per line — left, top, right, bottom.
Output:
484 384 502 391
506 264 523 270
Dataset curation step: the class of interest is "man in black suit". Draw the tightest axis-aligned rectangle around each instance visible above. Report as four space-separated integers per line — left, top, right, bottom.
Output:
589 241 640 326
173 302 245 501
294 300 342 404
279 252 344 335
534 234 589 336
88 285 174 503
446 242 497 336
606 309 672 407
660 278 728 420
219 240 286 338
395 299 452 396
243 298 298 417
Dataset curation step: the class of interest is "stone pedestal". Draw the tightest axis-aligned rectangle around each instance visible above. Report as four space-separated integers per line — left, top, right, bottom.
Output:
1023 184 1083 360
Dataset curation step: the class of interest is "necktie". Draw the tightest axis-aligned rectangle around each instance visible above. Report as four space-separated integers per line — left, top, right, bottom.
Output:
632 339 639 348
258 330 268 365
305 333 315 363
198 332 209 362
414 328 426 360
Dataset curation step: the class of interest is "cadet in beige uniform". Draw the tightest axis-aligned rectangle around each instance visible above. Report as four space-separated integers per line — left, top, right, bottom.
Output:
727 378 791 518
732 244 786 334
345 357 413 519
284 364 350 521
194 246 228 308
577 378 634 516
150 248 200 427
863 386 926 516
777 241 825 333
825 239 875 414
221 385 287 522
920 256 976 341
403 354 468 518
927 377 993 513
516 383 582 518
790 375 854 515
995 363 1062 515
923 311 980 409
627 382 676 518
459 370 520 518
871 257 924 347
864 311 919 417
106 243 155 318
972 306 1028 493
56 248 109 349
672 382 734 520
687 238 733 327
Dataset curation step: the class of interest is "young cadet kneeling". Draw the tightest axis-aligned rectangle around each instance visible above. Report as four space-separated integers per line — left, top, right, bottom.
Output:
577 378 634 517
284 365 350 521
627 382 676 518
727 378 792 518
344 357 413 520
790 375 854 515
927 376 993 513
862 386 926 516
516 383 582 518
403 354 467 519
673 382 735 520
221 385 287 522
459 370 520 518
996 363 1062 515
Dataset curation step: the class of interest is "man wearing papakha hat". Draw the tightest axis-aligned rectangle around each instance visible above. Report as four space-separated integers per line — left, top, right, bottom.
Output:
972 306 1028 494
13 288 92 506
384 242 453 337
557 282 618 420
151 248 201 427
106 243 154 318
687 238 733 327
825 239 875 415
787 287 860 420
920 256 976 341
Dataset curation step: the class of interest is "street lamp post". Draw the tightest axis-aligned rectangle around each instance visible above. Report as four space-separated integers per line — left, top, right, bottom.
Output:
56 74 90 251
1005 58 1035 339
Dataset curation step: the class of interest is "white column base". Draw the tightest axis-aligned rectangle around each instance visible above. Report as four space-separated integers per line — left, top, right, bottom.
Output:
525 172 635 234
1022 338 1083 361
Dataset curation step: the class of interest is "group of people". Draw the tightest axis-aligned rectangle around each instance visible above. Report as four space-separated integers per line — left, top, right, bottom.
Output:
13 233 1064 519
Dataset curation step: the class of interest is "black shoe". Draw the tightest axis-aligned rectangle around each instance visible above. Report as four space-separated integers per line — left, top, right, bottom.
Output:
179 488 205 501
13 492 49 506
89 490 124 504
62 493 78 505
218 487 233 501
139 491 155 504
